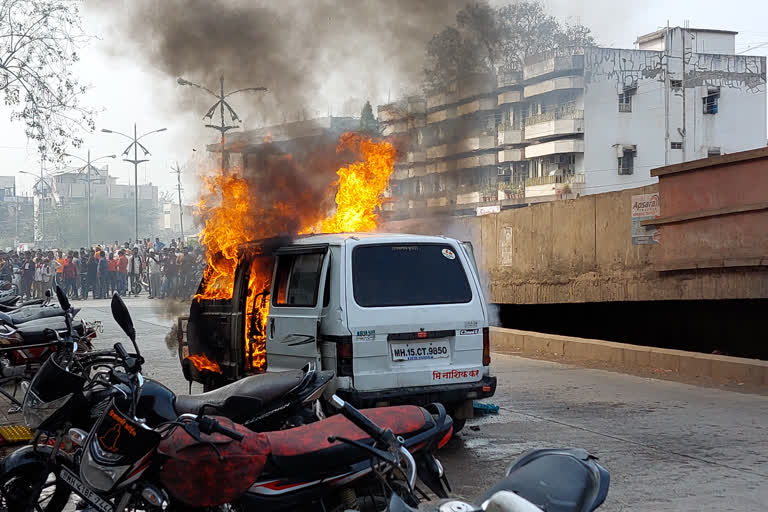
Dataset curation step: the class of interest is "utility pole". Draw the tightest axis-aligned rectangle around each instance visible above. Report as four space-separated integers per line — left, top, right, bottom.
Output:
664 21 670 166
681 22 688 162
177 75 267 174
171 162 184 242
102 125 167 243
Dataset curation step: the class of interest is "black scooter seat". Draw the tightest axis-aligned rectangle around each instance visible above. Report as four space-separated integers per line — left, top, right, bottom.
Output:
15 318 85 344
174 370 305 417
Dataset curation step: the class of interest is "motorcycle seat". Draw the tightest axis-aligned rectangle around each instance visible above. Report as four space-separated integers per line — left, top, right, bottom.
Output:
2 306 72 326
15 319 84 344
264 406 432 476
174 369 305 418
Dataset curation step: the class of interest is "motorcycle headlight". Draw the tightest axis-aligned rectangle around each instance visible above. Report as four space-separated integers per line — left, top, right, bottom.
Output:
23 386 74 430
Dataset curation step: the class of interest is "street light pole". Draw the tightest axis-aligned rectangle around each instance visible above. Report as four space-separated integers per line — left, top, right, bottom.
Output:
101 125 166 244
171 162 184 242
63 151 116 249
177 76 266 174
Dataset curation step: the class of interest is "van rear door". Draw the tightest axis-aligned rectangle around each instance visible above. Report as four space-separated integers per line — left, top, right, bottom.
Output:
266 244 329 372
345 240 487 392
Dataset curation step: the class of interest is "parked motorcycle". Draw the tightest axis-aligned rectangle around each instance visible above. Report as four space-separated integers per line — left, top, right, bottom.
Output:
0 289 99 409
0 292 454 512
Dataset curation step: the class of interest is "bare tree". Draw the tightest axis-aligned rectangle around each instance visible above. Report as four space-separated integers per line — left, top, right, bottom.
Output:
0 0 94 159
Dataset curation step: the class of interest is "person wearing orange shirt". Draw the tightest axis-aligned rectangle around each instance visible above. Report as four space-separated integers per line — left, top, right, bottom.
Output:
117 250 129 297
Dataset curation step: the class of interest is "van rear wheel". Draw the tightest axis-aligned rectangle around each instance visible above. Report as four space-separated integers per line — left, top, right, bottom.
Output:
451 417 466 433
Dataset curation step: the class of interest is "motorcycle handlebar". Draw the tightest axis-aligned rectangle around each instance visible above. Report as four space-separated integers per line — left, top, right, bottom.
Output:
114 342 129 363
197 415 245 442
329 395 391 446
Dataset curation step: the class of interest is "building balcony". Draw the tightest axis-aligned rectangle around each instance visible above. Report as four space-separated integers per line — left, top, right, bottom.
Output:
427 90 459 110
455 153 496 170
497 89 523 106
523 75 584 99
498 181 525 202
381 120 408 136
524 109 584 141
454 135 496 153
525 138 584 158
525 173 585 187
497 126 523 145
523 49 585 81
427 197 449 208
427 107 456 124
497 71 523 89
456 96 497 116
498 148 524 163
525 174 585 200
407 151 426 163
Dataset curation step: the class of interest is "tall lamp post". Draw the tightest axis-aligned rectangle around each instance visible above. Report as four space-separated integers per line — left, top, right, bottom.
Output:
101 125 166 243
170 162 184 242
177 76 266 173
63 151 116 249
19 168 54 248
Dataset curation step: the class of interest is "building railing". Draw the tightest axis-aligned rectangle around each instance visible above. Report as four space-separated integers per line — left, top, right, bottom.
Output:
525 107 584 126
525 173 585 187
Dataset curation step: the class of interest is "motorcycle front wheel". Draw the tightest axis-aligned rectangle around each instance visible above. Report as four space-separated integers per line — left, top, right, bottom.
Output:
0 462 72 512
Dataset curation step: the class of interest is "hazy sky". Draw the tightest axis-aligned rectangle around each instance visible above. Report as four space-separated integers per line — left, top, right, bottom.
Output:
3 0 767 198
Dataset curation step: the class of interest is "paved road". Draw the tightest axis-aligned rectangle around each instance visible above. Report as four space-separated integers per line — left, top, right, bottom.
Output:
64 297 768 511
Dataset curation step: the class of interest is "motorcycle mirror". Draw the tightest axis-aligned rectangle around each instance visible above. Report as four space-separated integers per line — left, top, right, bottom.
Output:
110 293 140 356
55 286 70 312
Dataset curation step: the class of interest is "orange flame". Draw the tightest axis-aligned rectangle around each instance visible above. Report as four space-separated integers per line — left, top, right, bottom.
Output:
187 354 222 374
303 132 396 234
195 132 396 373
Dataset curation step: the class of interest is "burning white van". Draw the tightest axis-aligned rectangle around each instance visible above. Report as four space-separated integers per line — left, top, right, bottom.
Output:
180 233 496 430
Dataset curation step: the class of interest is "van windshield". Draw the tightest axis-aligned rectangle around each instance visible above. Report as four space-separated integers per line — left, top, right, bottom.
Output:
352 244 472 307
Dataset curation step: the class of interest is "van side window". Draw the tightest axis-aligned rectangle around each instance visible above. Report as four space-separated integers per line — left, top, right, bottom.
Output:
323 266 331 308
273 253 324 307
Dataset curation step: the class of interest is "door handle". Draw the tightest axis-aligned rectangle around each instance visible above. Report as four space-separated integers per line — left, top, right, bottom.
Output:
269 318 275 339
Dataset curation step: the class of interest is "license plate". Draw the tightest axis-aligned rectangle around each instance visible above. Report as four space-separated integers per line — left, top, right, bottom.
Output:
59 467 113 512
391 340 450 361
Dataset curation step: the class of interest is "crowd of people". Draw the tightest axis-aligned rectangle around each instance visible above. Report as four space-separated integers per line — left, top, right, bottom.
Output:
0 237 205 301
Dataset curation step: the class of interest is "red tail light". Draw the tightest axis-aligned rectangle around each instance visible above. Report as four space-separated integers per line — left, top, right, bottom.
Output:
336 340 353 377
482 327 491 366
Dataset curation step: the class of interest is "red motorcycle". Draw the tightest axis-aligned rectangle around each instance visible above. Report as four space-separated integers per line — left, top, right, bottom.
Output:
1 293 452 512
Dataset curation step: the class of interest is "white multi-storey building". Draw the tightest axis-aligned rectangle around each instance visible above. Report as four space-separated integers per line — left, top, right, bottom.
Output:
382 26 766 218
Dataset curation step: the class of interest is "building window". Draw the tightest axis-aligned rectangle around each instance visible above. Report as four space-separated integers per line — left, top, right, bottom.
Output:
703 88 720 114
618 148 635 175
671 141 683 150
670 79 683 90
618 85 636 113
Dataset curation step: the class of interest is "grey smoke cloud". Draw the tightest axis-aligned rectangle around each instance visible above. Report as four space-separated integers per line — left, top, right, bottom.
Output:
100 0 469 124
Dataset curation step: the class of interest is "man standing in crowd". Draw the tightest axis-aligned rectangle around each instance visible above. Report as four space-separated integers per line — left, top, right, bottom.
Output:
62 252 78 297
97 251 109 299
117 249 129 297
128 247 143 296
20 253 34 299
147 249 161 299
84 251 97 300
107 253 118 295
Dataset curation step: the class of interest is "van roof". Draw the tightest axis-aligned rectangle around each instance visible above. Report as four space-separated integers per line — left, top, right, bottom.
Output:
291 232 455 245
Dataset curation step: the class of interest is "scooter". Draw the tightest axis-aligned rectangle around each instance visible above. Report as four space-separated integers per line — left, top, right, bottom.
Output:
388 448 609 512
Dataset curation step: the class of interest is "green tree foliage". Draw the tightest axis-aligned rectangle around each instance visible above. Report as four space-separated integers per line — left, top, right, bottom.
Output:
424 0 596 91
359 101 378 134
0 0 95 160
